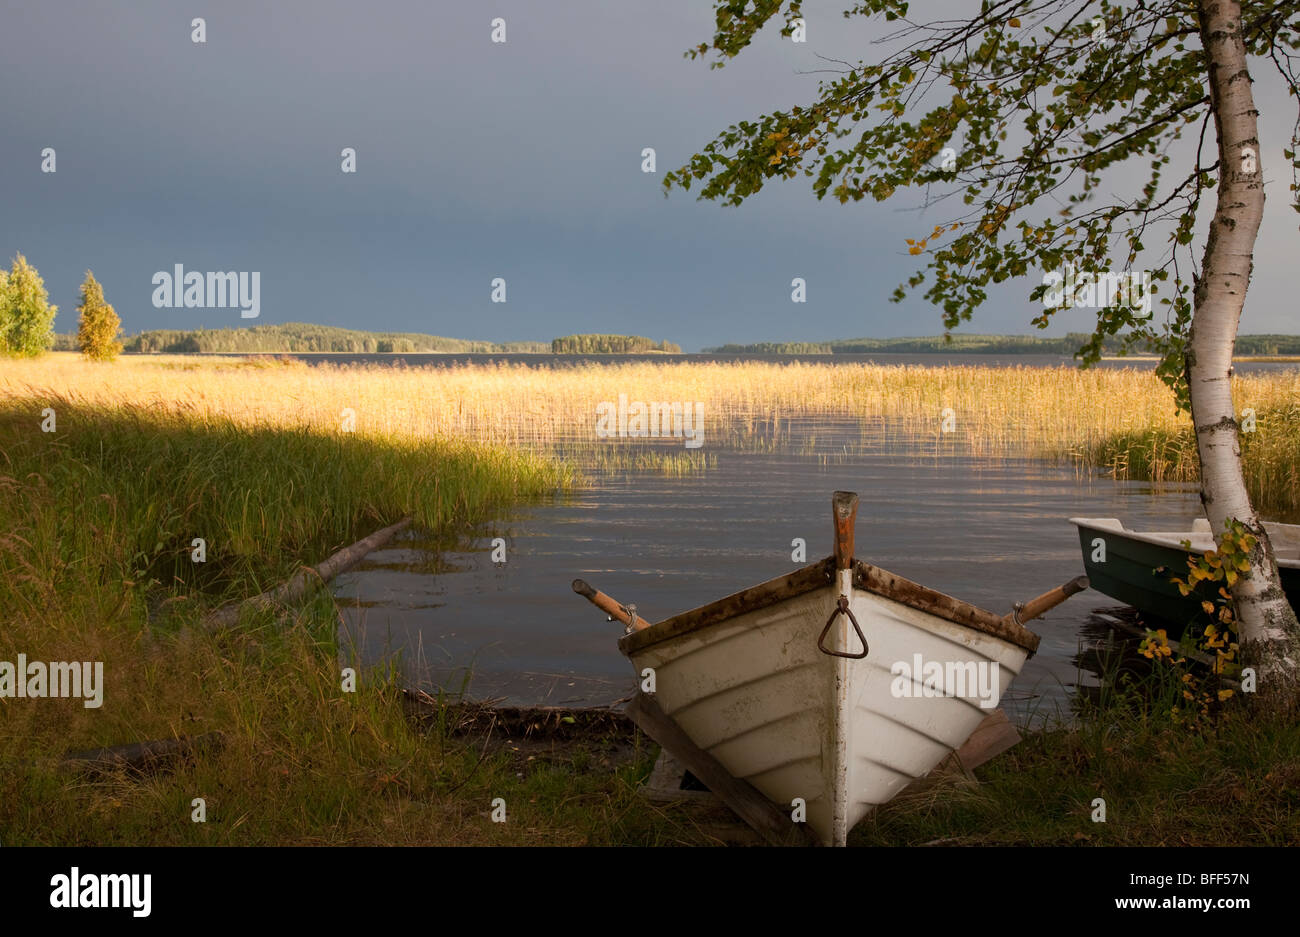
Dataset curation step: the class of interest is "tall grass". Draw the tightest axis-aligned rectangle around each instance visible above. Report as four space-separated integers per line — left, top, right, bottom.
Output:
0 395 714 845
1086 402 1300 520
5 353 1295 508
0 395 575 616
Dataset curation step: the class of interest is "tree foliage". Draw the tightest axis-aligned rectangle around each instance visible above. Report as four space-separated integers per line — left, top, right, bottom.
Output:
1 254 57 357
667 0 1300 706
665 1 1300 404
76 270 123 361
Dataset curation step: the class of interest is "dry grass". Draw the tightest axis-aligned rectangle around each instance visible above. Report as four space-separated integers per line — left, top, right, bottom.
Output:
0 393 703 845
4 351 1295 471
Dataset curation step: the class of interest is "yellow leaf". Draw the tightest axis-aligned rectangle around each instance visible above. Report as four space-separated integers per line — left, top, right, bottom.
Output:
1009 17 1021 27
1201 601 1215 614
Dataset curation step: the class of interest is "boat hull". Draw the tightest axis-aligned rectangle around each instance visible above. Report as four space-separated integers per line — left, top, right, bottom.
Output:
620 560 1032 846
1072 518 1300 628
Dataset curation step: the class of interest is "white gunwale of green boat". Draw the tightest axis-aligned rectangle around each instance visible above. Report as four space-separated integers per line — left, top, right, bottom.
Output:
1069 517 1300 567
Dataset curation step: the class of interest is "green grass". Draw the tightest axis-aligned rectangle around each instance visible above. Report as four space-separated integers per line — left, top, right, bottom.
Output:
0 395 578 612
852 708 1300 845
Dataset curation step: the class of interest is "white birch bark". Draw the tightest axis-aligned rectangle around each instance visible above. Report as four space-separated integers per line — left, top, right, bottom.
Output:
1192 0 1300 708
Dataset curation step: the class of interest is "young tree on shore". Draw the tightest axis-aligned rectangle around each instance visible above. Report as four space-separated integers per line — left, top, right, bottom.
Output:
666 1 1300 710
1 254 58 357
76 271 123 361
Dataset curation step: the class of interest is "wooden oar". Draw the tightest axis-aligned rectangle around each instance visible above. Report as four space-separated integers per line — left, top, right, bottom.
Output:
572 578 649 631
1003 575 1090 626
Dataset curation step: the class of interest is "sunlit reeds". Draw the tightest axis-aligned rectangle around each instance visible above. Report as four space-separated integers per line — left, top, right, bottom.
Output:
4 354 1295 494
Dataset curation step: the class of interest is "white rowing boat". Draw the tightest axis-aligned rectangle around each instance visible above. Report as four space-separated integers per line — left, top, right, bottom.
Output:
575 491 1085 846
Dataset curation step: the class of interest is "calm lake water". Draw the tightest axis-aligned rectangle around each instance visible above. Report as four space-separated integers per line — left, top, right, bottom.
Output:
333 418 1206 726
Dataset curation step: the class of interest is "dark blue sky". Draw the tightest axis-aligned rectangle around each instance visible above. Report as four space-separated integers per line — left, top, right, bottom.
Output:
2 1 1296 350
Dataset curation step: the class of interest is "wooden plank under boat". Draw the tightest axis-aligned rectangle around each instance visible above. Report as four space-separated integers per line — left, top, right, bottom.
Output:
1070 517 1300 628
576 492 1085 847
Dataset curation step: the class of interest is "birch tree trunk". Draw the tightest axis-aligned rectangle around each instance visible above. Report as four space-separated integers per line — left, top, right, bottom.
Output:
1191 0 1300 711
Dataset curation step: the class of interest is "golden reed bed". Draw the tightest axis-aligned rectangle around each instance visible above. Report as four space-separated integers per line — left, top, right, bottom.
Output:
3 352 1296 468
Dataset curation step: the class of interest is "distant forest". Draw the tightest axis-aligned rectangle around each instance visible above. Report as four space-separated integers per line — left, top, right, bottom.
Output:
45 324 1299 357
704 334 1300 356
550 334 681 354
50 324 685 355
95 324 551 354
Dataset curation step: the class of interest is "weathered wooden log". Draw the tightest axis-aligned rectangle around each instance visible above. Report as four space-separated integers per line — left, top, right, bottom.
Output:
200 517 412 632
62 732 225 774
951 707 1021 771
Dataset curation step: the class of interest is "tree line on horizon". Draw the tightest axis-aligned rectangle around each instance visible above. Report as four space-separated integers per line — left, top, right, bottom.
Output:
550 334 682 354
705 333 1300 357
116 327 685 355
116 323 550 355
7 251 1296 360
